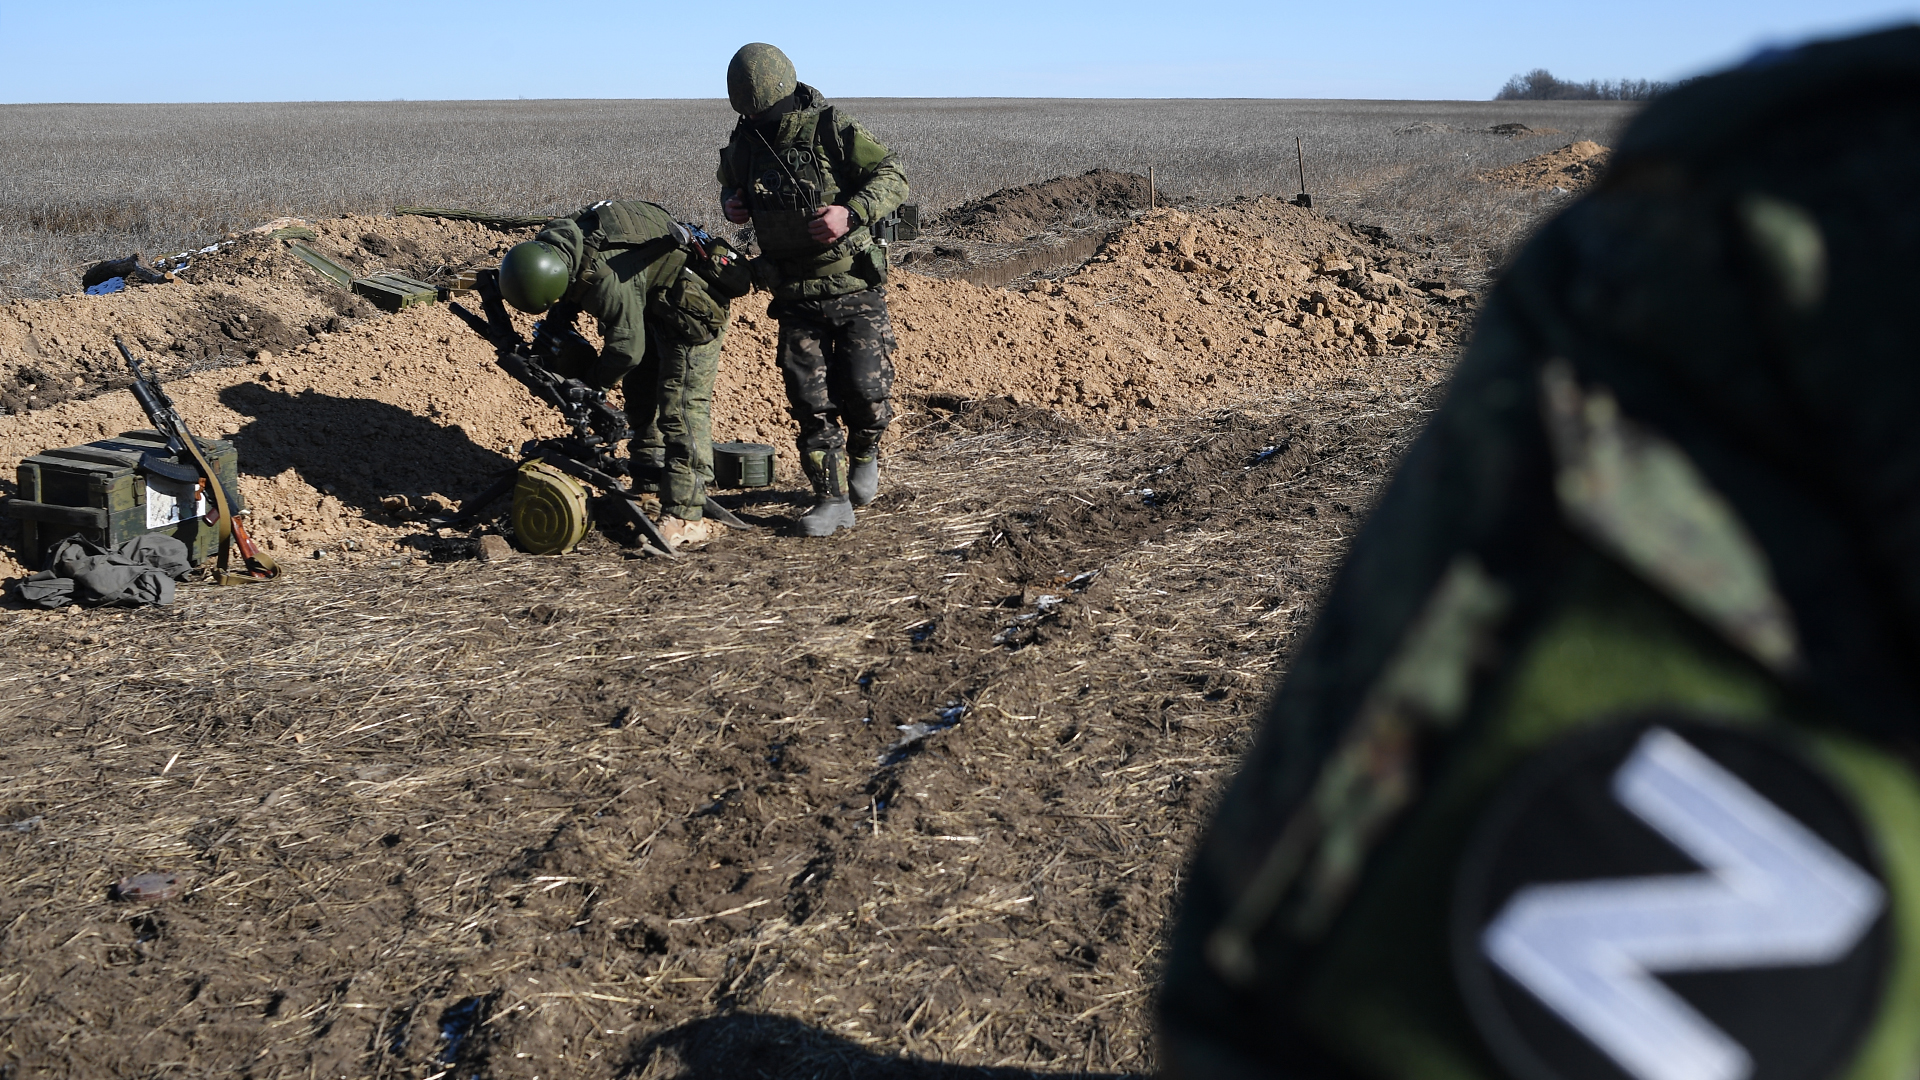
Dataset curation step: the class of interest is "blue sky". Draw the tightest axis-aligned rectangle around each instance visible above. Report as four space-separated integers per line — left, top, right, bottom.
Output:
1 1 1914 102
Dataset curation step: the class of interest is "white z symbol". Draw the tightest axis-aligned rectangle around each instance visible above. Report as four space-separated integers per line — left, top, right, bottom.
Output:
1483 727 1884 1080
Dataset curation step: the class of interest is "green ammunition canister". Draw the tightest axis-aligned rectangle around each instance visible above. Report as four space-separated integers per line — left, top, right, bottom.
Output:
510 460 590 554
713 442 776 488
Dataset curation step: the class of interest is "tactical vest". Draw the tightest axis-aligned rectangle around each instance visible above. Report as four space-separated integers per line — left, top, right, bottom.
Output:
576 200 687 285
726 107 875 289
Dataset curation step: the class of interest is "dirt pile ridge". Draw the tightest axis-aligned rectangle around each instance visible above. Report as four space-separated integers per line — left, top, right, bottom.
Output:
1480 139 1612 191
0 212 525 414
880 196 1465 426
0 193 1466 577
938 168 1164 242
892 168 1173 285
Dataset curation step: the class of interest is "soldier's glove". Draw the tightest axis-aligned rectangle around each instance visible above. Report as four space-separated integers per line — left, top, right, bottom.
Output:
529 321 599 383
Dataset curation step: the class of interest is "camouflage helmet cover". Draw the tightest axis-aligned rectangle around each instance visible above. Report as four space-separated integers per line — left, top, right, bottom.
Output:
728 43 797 117
497 241 570 314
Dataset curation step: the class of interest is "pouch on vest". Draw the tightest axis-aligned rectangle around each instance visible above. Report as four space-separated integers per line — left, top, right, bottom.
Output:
688 238 752 299
753 208 827 264
647 275 727 346
852 241 889 288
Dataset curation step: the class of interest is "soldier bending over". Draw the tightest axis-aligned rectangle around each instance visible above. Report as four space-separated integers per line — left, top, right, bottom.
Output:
496 201 748 551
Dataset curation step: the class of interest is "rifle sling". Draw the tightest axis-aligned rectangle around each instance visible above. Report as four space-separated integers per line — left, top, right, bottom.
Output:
177 434 281 585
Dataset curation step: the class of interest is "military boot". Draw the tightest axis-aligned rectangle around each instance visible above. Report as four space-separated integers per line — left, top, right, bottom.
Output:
629 448 665 493
798 449 856 537
847 435 881 508
629 448 665 514
848 456 878 507
655 515 718 551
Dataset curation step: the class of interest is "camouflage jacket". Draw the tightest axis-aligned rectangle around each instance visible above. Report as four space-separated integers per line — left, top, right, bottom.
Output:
1160 27 1920 1080
718 84 909 300
534 200 729 388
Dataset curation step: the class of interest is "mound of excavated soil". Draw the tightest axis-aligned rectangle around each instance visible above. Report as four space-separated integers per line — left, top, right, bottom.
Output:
1480 139 1611 191
0 212 524 414
0 194 1464 578
939 169 1162 242
1485 122 1561 138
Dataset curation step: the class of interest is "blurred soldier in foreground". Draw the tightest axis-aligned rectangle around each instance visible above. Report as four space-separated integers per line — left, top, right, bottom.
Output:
1160 27 1920 1080
497 201 748 550
719 42 909 536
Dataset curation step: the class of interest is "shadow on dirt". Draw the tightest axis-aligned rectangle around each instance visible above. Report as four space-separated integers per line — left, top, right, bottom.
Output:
624 1013 1133 1079
707 486 810 530
218 382 518 515
908 393 1085 439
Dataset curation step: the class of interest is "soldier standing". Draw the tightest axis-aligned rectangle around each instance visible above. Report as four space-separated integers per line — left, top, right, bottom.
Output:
496 200 748 550
719 42 909 536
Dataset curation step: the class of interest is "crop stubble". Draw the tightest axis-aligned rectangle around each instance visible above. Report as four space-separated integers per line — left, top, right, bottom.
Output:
0 97 1635 297
0 381 1434 1078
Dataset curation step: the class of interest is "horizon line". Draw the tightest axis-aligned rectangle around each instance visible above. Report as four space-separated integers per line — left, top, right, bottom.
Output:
0 95 1645 107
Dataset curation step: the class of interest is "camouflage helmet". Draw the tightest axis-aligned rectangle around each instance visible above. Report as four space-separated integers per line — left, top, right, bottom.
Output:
728 43 796 117
497 241 570 314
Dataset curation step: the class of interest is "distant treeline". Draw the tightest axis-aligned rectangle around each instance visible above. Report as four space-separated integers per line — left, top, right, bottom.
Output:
1495 69 1675 101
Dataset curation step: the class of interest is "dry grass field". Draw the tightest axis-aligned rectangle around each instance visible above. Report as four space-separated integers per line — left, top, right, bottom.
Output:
0 96 1640 1079
0 390 1437 1079
0 98 1635 298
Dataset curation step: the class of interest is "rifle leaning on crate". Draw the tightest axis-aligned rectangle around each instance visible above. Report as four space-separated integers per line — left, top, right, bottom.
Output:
444 270 748 556
115 337 281 584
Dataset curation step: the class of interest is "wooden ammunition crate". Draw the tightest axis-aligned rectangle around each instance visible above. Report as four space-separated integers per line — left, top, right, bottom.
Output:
351 273 438 313
6 430 242 571
288 241 354 288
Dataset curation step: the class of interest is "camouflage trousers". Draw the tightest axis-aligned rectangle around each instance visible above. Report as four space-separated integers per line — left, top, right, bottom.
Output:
769 287 896 459
625 321 725 522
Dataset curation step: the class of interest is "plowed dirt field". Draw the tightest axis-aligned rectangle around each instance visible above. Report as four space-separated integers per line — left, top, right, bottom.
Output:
0 190 1465 1078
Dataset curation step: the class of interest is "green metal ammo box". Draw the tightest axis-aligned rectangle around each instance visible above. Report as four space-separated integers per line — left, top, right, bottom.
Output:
6 430 242 571
712 442 775 488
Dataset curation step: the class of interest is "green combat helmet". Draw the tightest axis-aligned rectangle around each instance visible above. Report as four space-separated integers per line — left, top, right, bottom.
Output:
498 241 570 314
728 43 796 118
